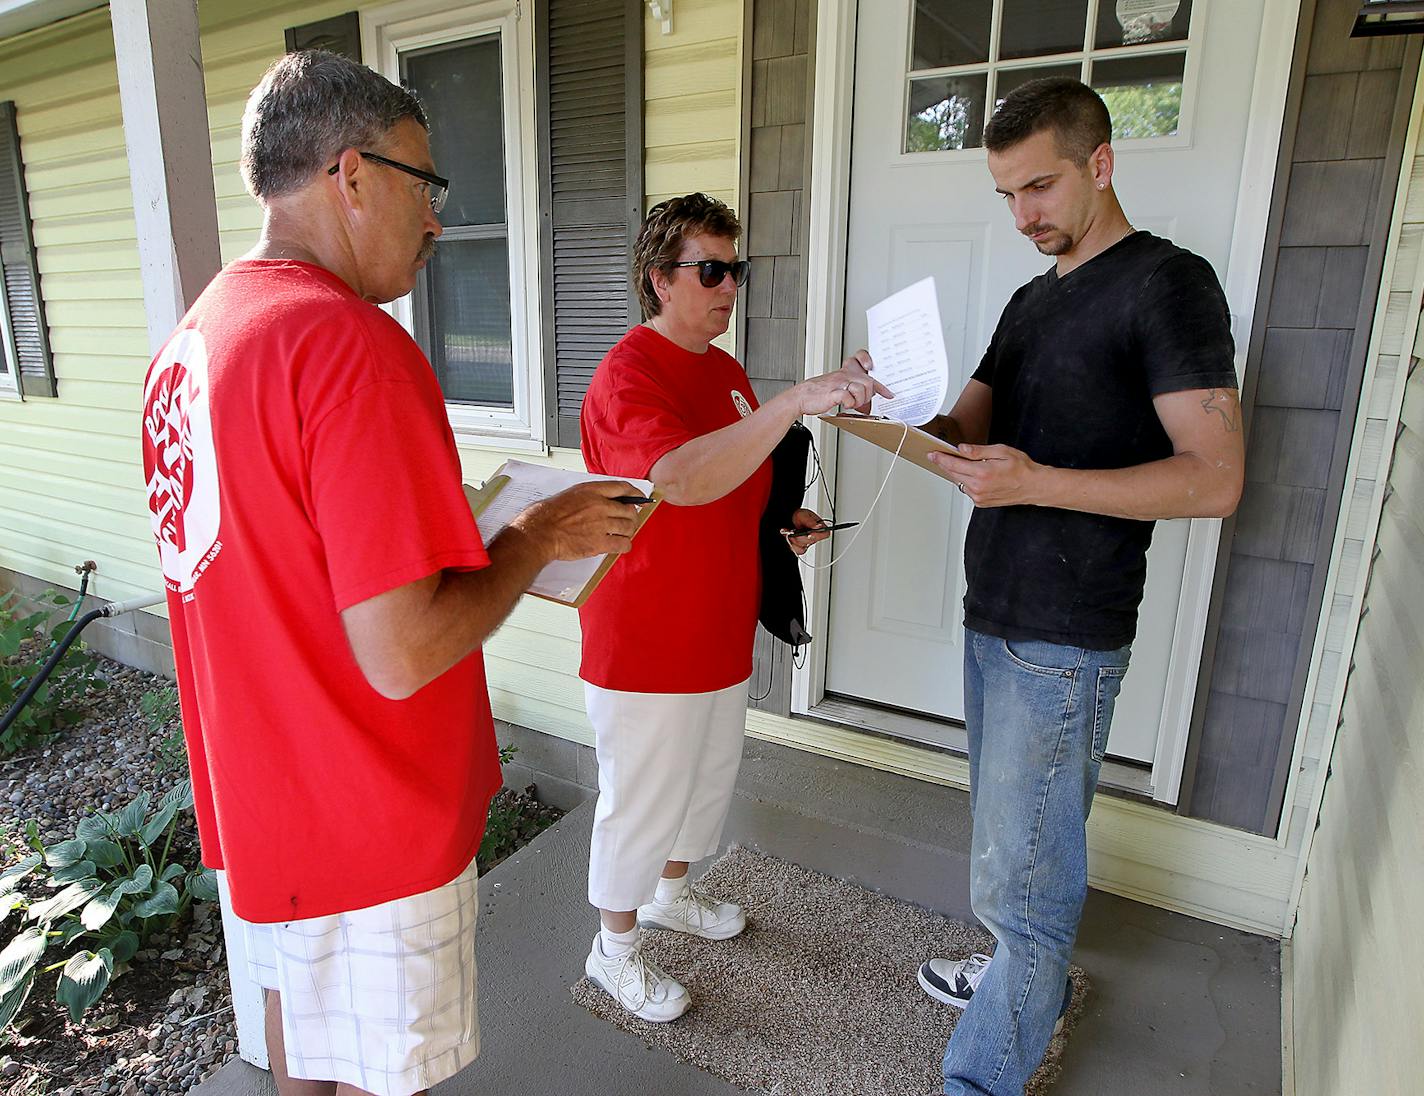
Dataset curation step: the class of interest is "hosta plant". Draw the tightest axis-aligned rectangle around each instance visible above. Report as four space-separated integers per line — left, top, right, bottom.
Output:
0 780 217 1029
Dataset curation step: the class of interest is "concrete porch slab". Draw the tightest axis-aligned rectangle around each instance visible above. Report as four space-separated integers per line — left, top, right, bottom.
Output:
194 739 1281 1096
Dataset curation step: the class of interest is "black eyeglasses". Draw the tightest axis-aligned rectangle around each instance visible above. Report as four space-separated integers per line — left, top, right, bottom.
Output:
327 151 450 214
669 259 750 288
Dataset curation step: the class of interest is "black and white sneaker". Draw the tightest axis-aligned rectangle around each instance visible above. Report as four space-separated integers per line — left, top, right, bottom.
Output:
918 952 991 1008
918 953 1072 1034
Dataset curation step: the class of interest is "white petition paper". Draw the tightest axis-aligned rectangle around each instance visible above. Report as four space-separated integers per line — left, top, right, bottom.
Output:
474 460 653 602
866 276 951 426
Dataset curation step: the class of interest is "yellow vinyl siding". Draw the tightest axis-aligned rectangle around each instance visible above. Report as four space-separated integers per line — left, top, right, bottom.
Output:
0 0 356 612
0 11 145 602
644 0 742 209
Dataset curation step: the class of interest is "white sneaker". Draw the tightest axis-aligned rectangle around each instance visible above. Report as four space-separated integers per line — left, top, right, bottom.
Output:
584 933 690 1022
918 952 992 1008
638 886 746 940
918 953 1069 1034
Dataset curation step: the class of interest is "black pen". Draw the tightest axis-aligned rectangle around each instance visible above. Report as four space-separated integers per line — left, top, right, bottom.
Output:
612 495 656 505
782 521 859 536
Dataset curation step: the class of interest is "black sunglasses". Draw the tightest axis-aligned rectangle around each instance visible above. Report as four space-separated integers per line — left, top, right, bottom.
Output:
327 151 450 213
669 259 750 288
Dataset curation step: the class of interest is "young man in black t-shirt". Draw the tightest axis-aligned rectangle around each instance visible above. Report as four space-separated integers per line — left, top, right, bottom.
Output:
912 79 1244 1095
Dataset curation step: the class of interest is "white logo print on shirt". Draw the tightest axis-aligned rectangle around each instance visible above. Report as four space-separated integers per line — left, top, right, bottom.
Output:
731 390 753 419
143 329 222 597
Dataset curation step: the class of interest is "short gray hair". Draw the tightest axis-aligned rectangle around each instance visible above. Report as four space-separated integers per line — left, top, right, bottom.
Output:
240 50 429 201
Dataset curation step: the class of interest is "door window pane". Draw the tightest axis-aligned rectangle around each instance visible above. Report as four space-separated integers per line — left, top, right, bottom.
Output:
906 73 989 151
912 0 992 69
1092 52 1186 139
425 238 514 406
903 0 1194 155
994 63 1079 109
404 37 506 227
999 0 1088 60
1095 0 1191 49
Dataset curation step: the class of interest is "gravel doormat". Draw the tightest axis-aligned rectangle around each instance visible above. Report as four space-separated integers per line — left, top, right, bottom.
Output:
571 847 1089 1096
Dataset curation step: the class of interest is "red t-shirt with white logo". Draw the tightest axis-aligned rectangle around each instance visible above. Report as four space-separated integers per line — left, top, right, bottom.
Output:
141 259 501 923
578 324 772 693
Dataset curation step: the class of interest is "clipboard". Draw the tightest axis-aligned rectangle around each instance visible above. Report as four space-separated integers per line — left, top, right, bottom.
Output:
463 462 661 607
820 413 960 480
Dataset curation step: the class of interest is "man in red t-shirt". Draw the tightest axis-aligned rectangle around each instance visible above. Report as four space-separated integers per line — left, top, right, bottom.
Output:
140 52 637 1096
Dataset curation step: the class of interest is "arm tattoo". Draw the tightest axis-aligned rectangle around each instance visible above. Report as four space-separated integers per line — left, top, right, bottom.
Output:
1201 389 1240 433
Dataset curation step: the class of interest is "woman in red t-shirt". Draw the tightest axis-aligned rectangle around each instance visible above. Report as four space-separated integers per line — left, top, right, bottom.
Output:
576 193 887 1021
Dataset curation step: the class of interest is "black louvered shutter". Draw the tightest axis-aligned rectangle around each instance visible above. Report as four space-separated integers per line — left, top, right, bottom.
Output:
0 102 55 399
285 12 362 60
536 0 643 448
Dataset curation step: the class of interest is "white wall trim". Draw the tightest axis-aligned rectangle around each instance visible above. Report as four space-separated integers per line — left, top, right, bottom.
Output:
216 871 267 1070
111 0 222 355
362 0 548 450
792 0 858 716
747 708 1294 936
1280 938 1297 1096
0 0 95 41
0 266 18 398
1279 60 1424 922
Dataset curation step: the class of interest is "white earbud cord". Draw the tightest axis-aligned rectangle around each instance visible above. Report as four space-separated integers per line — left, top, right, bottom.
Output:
799 420 911 571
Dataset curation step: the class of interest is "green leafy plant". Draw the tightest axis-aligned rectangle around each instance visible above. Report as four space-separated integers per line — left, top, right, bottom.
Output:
478 762 561 876
140 685 186 774
0 590 105 757
0 781 216 1028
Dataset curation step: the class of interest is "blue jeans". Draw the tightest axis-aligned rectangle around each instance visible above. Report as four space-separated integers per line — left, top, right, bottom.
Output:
943 629 1131 1095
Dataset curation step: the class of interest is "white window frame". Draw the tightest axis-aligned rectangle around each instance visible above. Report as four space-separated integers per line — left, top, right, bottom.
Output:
901 0 1208 162
0 274 20 400
363 0 547 451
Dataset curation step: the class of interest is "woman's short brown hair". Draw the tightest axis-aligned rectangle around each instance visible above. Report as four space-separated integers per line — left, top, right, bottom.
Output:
632 193 742 318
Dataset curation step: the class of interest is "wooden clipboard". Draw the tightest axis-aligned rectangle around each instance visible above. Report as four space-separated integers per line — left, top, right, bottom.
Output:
820 414 960 480
464 473 661 608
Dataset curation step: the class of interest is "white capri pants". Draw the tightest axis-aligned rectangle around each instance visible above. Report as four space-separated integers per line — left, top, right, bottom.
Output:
585 678 750 911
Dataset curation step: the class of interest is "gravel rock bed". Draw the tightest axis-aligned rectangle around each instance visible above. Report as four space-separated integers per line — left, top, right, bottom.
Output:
0 654 237 1094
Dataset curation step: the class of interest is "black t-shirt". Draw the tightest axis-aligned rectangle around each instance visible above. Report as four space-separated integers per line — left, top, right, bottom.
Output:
964 231 1238 650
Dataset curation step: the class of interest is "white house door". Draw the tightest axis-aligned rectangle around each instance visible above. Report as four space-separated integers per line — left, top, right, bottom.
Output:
824 0 1263 764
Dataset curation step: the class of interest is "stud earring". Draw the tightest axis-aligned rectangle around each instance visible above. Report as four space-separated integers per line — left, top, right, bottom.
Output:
1097 183 1106 190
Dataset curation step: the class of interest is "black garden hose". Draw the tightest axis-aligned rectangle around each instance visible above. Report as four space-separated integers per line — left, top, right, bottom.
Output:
1 592 164 737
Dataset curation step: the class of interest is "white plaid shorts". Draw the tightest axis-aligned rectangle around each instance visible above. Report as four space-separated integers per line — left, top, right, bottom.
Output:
238 857 480 1096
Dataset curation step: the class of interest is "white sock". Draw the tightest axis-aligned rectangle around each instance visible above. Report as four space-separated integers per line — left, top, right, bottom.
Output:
599 924 639 957
655 873 690 904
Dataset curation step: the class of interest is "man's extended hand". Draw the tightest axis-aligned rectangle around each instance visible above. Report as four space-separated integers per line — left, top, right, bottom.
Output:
507 480 641 561
927 443 1041 508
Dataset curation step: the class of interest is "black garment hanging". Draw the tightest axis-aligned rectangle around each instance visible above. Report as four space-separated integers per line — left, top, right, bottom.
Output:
757 421 812 648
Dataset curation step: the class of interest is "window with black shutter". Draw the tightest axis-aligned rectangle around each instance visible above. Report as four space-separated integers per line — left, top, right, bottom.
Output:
536 0 643 448
0 101 56 399
285 2 641 446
